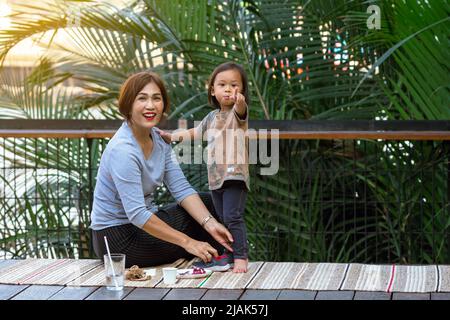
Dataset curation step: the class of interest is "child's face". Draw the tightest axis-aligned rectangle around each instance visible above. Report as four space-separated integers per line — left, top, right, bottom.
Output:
211 69 243 108
130 81 164 129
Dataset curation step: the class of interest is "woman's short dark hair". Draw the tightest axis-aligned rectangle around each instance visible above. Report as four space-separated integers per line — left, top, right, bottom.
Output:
207 62 250 109
118 71 169 121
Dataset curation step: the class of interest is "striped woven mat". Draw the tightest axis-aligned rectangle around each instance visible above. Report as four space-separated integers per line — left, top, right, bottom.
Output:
0 259 448 292
156 261 265 289
0 259 102 285
66 258 186 288
247 262 348 290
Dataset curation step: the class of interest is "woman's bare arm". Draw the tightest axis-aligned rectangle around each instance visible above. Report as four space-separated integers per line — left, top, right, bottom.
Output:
141 213 218 262
179 194 234 252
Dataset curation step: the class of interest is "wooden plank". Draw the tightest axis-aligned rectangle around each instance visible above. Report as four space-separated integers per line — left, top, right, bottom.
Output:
201 289 243 300
392 293 431 300
1 119 449 132
1 119 449 140
0 130 115 139
315 291 355 300
273 131 450 140
48 286 99 300
85 287 133 300
12 285 64 300
163 288 207 300
277 290 317 300
354 291 392 300
2 130 449 140
124 288 171 300
0 284 30 300
239 290 281 300
431 293 450 300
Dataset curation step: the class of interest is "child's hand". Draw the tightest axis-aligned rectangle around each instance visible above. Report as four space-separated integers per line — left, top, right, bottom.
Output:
156 128 172 144
231 88 247 117
231 88 247 109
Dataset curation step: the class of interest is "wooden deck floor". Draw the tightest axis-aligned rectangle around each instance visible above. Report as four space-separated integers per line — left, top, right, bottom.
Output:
1 284 450 300
1 259 449 300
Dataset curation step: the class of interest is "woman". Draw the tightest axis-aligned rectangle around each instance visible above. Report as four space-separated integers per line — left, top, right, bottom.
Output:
90 71 233 268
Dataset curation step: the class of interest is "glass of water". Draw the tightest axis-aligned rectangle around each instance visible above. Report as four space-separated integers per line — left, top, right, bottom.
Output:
103 253 125 291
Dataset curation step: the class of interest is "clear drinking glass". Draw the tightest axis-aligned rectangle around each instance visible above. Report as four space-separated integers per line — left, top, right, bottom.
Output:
103 253 125 291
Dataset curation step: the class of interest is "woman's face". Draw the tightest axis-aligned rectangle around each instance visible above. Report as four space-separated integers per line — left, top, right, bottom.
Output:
130 81 164 129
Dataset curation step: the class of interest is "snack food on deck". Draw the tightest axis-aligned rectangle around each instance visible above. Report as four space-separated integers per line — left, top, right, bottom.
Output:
177 267 212 279
126 265 150 281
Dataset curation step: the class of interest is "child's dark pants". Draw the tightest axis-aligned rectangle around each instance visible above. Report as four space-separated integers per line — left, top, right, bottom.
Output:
211 180 248 259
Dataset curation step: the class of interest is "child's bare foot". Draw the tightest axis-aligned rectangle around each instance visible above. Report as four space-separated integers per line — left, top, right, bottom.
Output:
232 258 248 273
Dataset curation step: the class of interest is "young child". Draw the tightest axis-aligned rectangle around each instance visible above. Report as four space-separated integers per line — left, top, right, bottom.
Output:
158 62 250 273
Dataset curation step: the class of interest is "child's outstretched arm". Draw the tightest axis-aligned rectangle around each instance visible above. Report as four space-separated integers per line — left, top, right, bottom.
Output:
156 127 196 144
172 128 197 142
231 87 248 119
156 128 173 144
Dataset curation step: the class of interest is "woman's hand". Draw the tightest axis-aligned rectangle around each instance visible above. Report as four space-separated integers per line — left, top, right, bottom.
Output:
204 219 234 253
183 238 219 263
155 128 172 144
178 194 234 256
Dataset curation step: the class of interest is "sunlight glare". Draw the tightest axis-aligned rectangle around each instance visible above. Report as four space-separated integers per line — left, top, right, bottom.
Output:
0 1 11 30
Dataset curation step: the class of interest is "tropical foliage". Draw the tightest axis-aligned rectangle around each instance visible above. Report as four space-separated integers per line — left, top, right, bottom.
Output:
0 0 448 262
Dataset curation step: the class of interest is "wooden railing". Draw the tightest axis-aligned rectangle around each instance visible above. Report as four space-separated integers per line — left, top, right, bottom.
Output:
0 119 449 140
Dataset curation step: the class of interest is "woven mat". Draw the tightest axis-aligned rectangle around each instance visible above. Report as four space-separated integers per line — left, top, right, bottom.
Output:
0 259 102 285
341 264 392 292
0 259 448 292
156 261 264 289
438 265 450 292
248 263 450 292
247 262 348 290
67 258 186 288
341 264 448 293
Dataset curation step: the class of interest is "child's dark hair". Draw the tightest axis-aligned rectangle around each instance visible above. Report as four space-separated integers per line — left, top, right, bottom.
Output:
207 62 250 109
